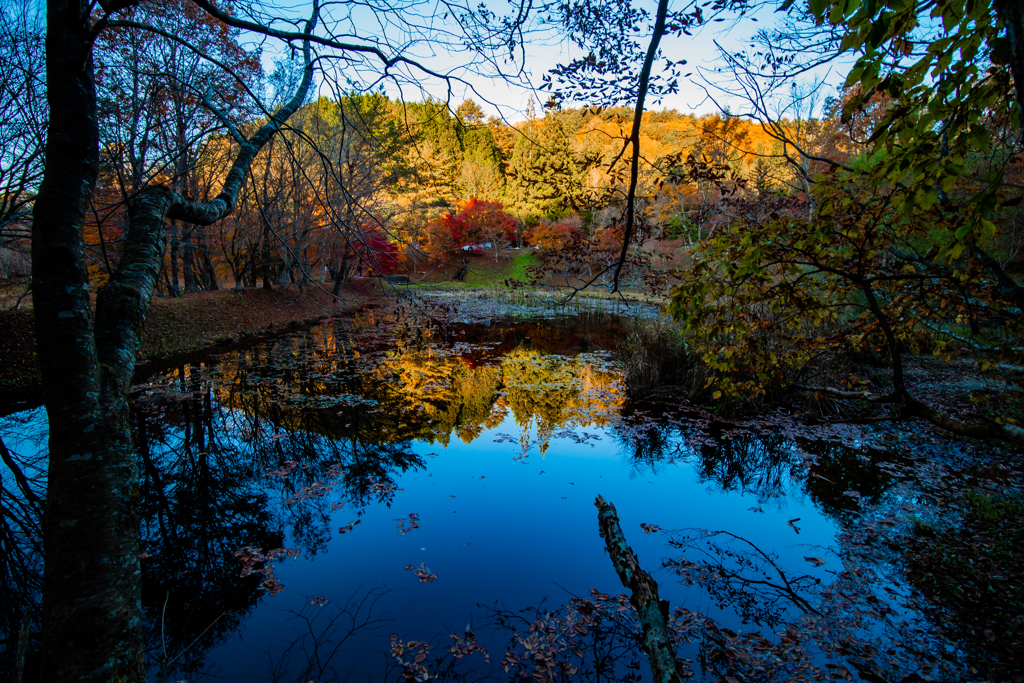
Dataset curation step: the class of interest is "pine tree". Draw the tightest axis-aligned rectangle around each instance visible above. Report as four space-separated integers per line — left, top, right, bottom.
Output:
505 111 582 223
455 99 503 201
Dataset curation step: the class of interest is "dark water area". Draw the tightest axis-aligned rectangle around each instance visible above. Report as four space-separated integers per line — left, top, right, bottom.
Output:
1 301 1011 682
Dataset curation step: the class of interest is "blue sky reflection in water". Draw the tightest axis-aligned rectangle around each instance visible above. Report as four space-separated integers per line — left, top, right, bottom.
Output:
2 308 900 681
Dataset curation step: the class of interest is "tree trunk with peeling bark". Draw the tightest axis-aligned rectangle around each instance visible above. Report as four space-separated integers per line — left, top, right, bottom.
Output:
31 1 314 679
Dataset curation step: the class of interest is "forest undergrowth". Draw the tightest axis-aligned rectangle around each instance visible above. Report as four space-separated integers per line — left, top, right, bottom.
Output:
620 314 1024 428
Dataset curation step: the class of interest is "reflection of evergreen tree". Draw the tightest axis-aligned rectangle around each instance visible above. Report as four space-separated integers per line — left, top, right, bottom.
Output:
450 364 503 443
502 347 580 446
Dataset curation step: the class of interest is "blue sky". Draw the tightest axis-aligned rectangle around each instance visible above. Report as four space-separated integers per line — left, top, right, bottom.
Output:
253 0 850 122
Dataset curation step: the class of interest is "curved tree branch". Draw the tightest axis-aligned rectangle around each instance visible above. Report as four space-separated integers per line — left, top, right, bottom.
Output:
610 0 668 292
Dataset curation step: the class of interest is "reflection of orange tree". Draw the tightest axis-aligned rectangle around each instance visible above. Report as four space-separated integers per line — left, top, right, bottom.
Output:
206 322 622 455
499 347 622 455
376 349 502 446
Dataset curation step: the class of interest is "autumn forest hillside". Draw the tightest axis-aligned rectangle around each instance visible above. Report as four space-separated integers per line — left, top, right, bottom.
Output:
6 94 886 294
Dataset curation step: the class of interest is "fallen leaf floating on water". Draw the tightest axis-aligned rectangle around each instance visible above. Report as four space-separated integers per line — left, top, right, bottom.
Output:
267 460 299 478
310 595 329 606
788 518 802 534
640 523 661 534
394 513 421 535
804 556 826 567
404 562 438 583
748 506 764 513
234 546 297 596
338 520 362 534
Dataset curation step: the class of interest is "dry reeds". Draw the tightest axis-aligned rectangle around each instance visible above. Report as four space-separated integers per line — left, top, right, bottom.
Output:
620 316 709 401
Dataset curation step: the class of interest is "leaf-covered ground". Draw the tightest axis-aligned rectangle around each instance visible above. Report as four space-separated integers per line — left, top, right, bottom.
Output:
906 493 1024 678
0 284 374 393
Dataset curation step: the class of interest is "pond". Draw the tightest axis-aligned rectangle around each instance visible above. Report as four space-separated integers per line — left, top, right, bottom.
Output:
0 297 1008 682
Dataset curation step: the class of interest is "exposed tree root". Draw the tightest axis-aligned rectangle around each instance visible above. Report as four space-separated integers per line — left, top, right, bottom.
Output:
902 395 1024 446
810 415 901 425
792 384 899 403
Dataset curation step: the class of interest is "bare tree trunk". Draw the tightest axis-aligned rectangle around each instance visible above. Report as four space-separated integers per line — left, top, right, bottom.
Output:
232 258 245 291
300 245 311 286
182 228 198 291
169 219 181 296
31 1 146 679
30 1 314 676
995 0 1024 127
279 247 293 288
198 230 219 289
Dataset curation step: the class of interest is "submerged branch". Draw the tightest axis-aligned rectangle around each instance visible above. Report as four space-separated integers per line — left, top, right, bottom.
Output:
595 495 681 683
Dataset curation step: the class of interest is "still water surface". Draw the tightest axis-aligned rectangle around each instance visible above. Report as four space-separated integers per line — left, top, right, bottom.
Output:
0 304 905 681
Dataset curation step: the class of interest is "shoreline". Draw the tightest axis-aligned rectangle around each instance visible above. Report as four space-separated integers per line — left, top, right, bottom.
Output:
0 285 377 410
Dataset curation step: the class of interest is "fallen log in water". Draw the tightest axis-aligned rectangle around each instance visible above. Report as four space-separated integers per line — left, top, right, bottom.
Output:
595 495 682 683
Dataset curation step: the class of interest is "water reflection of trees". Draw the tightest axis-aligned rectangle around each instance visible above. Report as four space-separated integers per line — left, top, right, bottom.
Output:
198 317 624 456
135 380 284 679
265 587 394 683
116 315 626 679
131 362 429 679
0 310 631 680
614 407 899 515
0 409 46 679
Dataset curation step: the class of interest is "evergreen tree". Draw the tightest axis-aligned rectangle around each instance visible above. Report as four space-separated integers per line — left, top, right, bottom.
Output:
455 100 503 200
403 99 463 207
505 111 583 223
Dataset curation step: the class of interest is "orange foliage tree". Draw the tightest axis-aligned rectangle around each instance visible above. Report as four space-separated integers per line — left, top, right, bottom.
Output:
526 217 581 252
428 198 518 259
